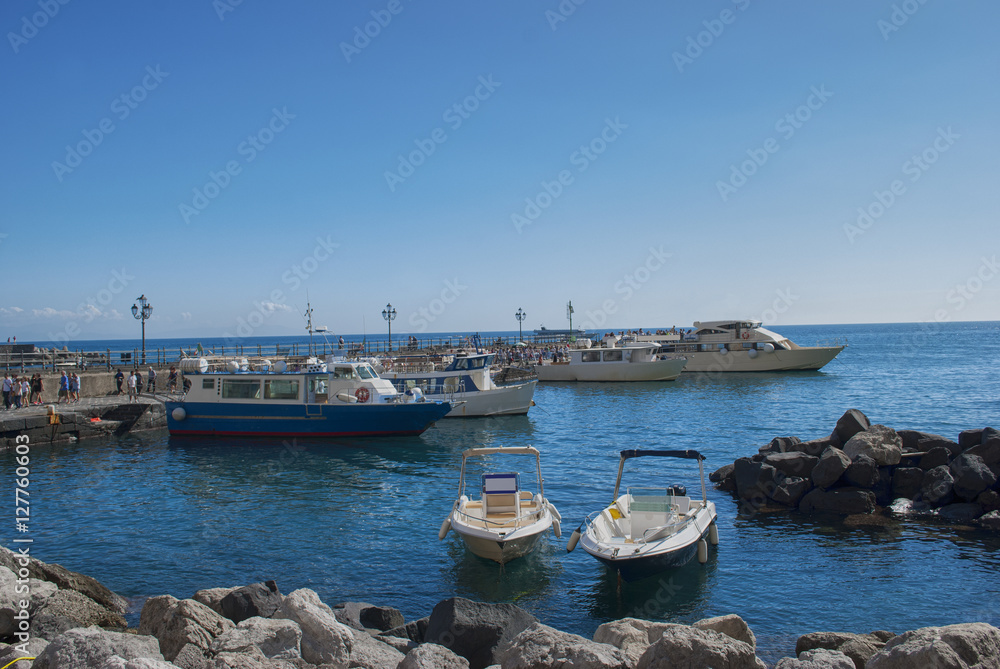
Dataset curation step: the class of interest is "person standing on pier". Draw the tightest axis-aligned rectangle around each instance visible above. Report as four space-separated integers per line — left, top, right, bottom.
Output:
114 369 124 395
167 366 177 392
69 373 80 403
58 371 69 404
29 373 42 405
1 373 11 410
127 370 137 403
20 376 30 407
147 366 156 393
11 375 23 409
134 369 143 398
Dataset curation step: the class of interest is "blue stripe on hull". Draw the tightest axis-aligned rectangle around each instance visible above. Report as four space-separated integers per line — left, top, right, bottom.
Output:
165 401 451 437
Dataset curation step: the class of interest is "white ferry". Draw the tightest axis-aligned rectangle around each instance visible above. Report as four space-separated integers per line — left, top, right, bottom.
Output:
638 320 844 372
533 336 687 382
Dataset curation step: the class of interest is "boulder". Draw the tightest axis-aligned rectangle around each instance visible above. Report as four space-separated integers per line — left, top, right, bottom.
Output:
170 642 213 669
967 437 1000 462
333 602 404 633
424 597 537 669
0 637 48 669
210 645 270 669
891 467 924 500
346 628 406 669
916 436 961 457
333 601 376 631
272 588 353 667
98 658 181 669
219 581 283 624
834 410 870 444
799 488 876 515
139 595 235 661
920 465 955 507
792 435 841 457
958 428 987 450
31 588 128 641
494 622 630 669
898 430 944 452
693 614 757 650
918 447 951 471
593 618 676 666
763 436 802 454
843 454 878 488
398 643 470 669
635 624 765 669
770 477 813 507
979 510 1000 531
951 454 997 501
765 452 820 479
867 622 1000 668
32 626 164 669
775 648 855 668
191 587 237 616
977 490 1000 513
795 630 889 669
381 617 429 644
0 547 128 615
710 464 736 492
210 616 302 659
843 428 902 466
872 466 895 507
937 503 983 523
377 634 417 654
812 448 851 489
734 459 781 501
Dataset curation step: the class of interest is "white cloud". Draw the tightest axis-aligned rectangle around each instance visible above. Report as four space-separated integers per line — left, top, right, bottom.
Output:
181 312 192 321
260 301 293 313
0 306 24 315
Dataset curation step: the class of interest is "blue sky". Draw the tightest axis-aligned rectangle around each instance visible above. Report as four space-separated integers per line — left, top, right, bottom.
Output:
2 0 997 344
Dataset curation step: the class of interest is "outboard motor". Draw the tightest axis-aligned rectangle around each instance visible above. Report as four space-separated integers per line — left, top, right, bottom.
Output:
667 485 687 497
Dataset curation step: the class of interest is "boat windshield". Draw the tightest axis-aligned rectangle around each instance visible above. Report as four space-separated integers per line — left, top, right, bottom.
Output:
356 364 376 380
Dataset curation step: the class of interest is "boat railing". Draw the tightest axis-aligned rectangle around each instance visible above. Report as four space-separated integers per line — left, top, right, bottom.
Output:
455 502 543 531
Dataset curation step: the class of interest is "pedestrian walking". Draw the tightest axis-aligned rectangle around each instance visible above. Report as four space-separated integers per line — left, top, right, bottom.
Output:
1 373 11 410
127 370 137 403
69 373 80 403
20 377 30 407
29 373 42 405
134 370 143 397
11 375 23 409
58 371 69 404
114 369 124 395
147 366 157 393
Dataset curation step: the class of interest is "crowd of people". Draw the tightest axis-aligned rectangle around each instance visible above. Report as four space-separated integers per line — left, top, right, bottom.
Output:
1 372 46 409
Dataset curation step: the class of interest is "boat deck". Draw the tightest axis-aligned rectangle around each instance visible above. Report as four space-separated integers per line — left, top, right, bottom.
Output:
460 499 542 529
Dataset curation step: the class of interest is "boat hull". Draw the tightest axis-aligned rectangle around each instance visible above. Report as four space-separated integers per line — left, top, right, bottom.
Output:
679 346 843 373
535 358 686 382
441 380 536 417
164 400 452 437
451 514 553 563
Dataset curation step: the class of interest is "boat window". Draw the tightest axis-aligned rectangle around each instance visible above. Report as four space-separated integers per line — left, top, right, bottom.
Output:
264 379 299 400
332 367 355 380
222 379 261 399
201 379 215 389
453 358 469 370
603 350 623 362
469 357 485 369
581 351 601 362
356 365 375 380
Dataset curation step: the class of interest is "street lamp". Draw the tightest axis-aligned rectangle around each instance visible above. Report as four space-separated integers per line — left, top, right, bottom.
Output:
515 307 526 343
381 302 396 352
131 294 152 365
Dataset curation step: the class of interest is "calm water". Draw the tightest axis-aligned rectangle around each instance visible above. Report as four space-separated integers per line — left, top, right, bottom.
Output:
6 322 1000 662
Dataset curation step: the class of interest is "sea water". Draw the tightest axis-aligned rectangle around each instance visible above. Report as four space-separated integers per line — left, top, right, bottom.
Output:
5 322 1000 662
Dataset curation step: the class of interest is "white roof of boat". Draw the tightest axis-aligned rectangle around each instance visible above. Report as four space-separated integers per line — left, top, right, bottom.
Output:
461 445 540 458
693 320 762 329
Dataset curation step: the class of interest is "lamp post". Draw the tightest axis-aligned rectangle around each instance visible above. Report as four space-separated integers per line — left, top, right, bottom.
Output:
131 294 152 365
381 303 396 352
515 307 526 343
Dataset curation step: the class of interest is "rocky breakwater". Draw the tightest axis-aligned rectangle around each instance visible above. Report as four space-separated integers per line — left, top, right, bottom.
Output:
710 409 1000 528
4 548 1000 669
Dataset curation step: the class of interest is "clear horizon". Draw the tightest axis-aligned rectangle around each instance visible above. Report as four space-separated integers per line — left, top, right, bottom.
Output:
2 2 997 345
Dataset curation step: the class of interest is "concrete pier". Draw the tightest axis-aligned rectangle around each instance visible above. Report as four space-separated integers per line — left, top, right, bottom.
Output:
0 396 166 449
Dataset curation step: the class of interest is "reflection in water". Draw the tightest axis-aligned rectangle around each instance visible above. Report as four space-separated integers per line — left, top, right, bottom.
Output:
582 558 715 625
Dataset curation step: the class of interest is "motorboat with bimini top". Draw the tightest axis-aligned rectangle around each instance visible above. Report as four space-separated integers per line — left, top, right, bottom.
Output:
164 356 452 437
636 320 844 372
567 449 718 581
439 445 562 563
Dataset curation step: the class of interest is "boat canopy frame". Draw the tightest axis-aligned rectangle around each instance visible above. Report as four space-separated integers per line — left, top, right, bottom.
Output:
612 449 708 505
457 445 544 501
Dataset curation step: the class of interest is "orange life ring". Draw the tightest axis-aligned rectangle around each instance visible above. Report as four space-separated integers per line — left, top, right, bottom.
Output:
741 331 750 340
355 387 370 403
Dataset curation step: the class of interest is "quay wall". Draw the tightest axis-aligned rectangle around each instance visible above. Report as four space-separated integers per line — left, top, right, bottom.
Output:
1 367 174 401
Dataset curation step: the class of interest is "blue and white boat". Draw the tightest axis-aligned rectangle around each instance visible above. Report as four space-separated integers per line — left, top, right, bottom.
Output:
165 356 452 437
382 351 536 417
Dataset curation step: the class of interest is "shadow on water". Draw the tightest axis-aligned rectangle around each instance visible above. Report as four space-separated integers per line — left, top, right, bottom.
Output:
445 537 563 607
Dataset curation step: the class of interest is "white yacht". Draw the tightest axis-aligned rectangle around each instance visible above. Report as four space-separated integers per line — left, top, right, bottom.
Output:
636 320 844 373
533 336 687 382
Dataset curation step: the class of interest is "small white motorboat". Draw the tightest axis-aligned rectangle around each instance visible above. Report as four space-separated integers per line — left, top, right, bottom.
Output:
567 449 718 581
440 445 561 564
